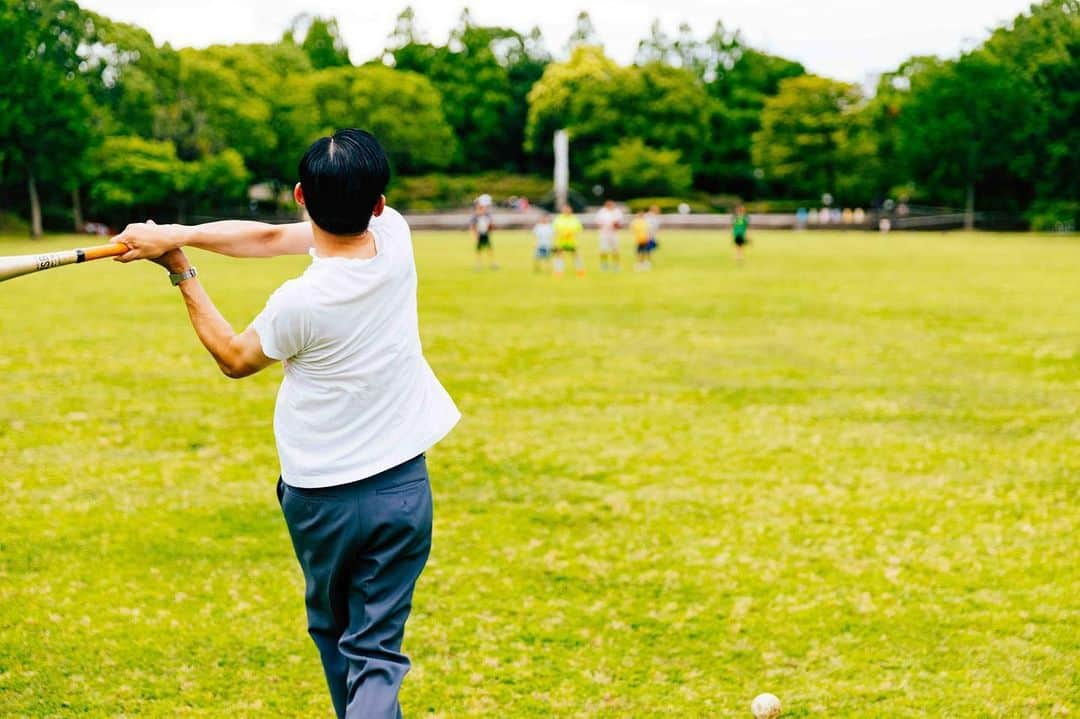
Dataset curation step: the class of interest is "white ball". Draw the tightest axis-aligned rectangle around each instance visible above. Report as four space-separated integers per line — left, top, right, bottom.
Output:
751 693 781 719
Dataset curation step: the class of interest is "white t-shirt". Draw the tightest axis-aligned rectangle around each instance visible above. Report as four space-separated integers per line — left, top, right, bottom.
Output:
533 223 554 249
595 207 624 237
251 207 460 488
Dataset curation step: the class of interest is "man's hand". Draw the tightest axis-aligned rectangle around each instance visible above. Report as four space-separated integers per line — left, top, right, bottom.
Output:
113 221 184 262
151 248 191 274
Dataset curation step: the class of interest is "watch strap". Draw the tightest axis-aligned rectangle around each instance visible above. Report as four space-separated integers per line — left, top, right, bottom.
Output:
169 267 198 286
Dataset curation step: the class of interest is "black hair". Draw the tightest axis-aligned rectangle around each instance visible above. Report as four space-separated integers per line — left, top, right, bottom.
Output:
298 129 390 235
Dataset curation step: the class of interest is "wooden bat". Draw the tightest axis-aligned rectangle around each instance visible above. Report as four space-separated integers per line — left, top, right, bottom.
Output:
0 243 127 283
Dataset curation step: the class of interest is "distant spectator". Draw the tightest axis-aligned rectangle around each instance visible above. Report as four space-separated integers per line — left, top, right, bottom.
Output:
796 208 809 230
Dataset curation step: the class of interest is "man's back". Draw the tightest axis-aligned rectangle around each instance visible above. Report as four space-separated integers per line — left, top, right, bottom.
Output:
253 207 459 488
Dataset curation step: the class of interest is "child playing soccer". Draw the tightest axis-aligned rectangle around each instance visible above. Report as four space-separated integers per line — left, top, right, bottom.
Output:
552 204 585 277
733 204 750 262
533 213 555 273
631 211 651 271
594 199 624 271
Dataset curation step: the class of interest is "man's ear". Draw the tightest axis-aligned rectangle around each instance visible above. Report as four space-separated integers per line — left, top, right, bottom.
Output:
372 194 386 218
294 183 305 207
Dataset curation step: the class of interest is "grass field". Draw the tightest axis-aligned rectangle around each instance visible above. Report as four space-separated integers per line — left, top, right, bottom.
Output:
1 228 1077 718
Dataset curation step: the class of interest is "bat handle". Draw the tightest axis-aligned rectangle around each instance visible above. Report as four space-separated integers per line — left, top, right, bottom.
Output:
79 243 129 262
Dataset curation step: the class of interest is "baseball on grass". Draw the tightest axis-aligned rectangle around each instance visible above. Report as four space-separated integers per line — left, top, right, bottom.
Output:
751 692 782 719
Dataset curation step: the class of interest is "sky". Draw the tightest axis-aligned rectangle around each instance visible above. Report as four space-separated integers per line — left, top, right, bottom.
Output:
79 0 1035 83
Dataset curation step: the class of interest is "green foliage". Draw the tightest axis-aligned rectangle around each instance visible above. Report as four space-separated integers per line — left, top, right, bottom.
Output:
0 211 30 234
390 12 550 172
302 17 351 69
1027 200 1079 231
752 75 870 202
526 47 710 184
188 148 251 206
289 65 457 175
897 52 1039 211
702 46 806 194
4 3 1074 222
283 15 350 69
391 173 551 211
78 12 182 140
982 1 1080 207
0 0 96 233
526 46 632 171
624 196 710 213
2 230 1079 716
590 139 693 197
85 136 249 225
87 136 185 213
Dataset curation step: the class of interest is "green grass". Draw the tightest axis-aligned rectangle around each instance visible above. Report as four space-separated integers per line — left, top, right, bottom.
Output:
1 229 1077 718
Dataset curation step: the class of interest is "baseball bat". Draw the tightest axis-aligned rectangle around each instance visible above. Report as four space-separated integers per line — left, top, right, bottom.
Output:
0 243 127 283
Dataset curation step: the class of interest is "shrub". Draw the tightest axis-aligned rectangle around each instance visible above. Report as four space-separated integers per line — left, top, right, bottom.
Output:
0 211 30 235
589 139 693 198
391 172 553 210
625 197 710 213
1027 201 1078 233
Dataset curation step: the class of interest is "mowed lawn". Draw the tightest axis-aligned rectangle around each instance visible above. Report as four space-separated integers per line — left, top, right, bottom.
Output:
0 228 1077 718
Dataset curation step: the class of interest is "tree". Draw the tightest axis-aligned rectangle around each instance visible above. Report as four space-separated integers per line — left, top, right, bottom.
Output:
526 47 710 183
751 75 866 201
386 5 423 54
170 43 313 184
590 139 692 197
85 136 186 223
981 0 1079 215
897 53 1039 224
285 15 351 69
566 11 600 51
701 40 805 194
626 63 711 174
291 65 457 174
635 20 672 66
0 0 96 236
389 12 549 172
85 136 248 225
77 12 182 141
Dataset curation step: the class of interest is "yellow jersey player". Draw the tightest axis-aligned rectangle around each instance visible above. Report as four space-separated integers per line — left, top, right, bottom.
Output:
552 204 585 277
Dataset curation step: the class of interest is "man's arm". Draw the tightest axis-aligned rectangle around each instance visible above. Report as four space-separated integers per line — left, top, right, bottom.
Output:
114 220 314 261
155 249 276 379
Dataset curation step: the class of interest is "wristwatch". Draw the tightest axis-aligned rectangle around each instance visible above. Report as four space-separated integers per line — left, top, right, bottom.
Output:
169 267 198 286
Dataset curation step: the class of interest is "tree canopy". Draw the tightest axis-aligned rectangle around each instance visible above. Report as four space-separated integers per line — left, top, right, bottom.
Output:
0 0 1074 233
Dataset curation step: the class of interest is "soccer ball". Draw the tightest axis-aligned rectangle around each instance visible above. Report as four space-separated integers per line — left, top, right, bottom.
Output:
751 693 781 719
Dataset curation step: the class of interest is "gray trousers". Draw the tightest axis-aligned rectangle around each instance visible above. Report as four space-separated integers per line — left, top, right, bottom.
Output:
277 454 432 719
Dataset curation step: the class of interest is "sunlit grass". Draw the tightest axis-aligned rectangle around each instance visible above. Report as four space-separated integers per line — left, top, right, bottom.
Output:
1 228 1077 717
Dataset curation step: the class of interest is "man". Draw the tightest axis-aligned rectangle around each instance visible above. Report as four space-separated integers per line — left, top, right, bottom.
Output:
552 204 585 278
112 129 460 719
469 195 497 271
594 199 624 271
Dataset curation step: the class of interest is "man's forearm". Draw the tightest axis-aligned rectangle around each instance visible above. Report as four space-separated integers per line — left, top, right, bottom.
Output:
176 221 313 258
176 277 246 376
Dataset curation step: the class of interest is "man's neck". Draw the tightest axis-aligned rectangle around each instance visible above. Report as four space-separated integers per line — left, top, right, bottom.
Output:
311 225 377 259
